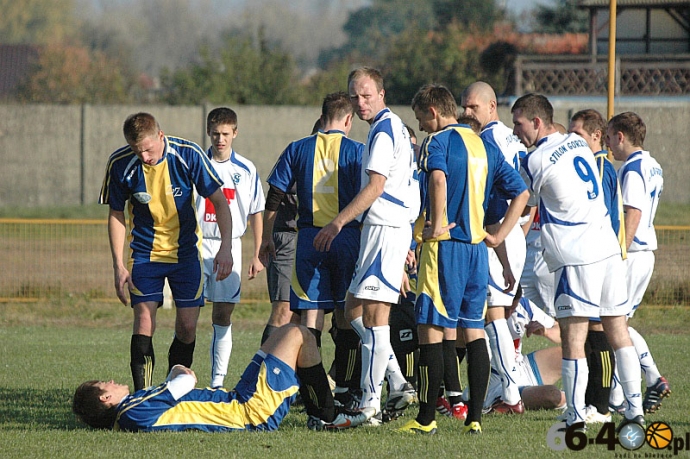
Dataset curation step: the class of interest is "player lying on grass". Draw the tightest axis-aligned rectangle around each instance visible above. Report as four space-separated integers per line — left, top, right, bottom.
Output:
72 324 375 432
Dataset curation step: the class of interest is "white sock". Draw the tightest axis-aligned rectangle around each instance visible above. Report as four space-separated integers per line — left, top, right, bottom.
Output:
210 323 232 388
615 346 644 418
360 325 390 411
628 326 661 387
562 358 588 423
485 318 521 405
384 340 408 392
350 316 365 339
609 367 625 407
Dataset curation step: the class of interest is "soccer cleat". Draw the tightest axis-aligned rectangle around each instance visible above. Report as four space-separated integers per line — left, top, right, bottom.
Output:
462 421 482 435
643 376 671 413
307 406 376 431
490 398 525 415
436 396 451 416
363 410 383 426
396 419 438 435
385 382 418 412
334 388 362 411
609 402 626 415
450 402 468 421
616 414 645 434
584 405 611 424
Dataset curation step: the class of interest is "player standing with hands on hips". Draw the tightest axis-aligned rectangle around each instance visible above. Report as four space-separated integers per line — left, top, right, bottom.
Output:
99 113 233 391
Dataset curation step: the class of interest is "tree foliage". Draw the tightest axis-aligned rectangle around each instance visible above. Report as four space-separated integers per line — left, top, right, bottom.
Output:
534 0 588 33
16 45 135 103
0 0 77 44
160 30 299 105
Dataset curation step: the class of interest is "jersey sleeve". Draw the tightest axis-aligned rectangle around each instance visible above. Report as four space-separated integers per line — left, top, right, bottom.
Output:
365 130 395 178
249 170 266 214
419 135 448 175
620 166 646 211
492 153 527 200
165 374 196 400
267 145 295 193
188 142 225 198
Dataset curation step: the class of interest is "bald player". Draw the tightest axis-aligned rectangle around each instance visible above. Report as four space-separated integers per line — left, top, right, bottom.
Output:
461 81 528 414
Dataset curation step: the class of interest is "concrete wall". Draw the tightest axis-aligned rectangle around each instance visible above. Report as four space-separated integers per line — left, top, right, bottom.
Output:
0 102 686 207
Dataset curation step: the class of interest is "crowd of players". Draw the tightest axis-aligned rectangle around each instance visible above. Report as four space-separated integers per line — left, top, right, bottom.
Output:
73 67 668 436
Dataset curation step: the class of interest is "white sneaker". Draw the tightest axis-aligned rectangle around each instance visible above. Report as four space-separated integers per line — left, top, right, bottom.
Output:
584 405 612 424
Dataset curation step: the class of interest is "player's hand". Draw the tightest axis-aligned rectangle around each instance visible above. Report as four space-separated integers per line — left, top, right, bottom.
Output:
405 249 416 274
313 221 341 252
526 321 545 337
484 232 504 248
213 242 234 281
169 364 197 384
422 221 455 242
501 266 516 293
114 265 133 306
258 238 275 266
247 257 264 280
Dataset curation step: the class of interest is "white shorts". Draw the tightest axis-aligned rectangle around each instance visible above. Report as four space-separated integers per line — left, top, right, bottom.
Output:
202 237 242 303
481 353 541 409
487 223 526 307
522 246 557 317
625 251 654 317
349 224 411 303
553 255 629 319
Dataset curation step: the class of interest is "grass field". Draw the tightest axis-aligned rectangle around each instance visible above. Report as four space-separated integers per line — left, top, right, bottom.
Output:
1 301 689 458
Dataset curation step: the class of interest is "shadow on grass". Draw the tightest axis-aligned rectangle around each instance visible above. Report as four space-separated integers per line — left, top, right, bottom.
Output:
0 388 82 430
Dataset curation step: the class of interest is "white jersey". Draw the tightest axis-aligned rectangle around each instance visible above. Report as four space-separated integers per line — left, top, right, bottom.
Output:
197 150 265 240
521 132 620 271
618 150 663 252
482 120 526 173
360 108 419 227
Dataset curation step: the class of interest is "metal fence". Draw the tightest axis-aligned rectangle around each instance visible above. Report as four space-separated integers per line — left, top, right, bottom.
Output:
0 219 688 306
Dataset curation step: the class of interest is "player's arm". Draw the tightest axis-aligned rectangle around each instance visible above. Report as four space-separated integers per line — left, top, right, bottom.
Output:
521 206 536 238
108 208 132 305
247 211 264 279
422 169 455 241
313 172 386 252
166 365 197 400
484 189 529 248
623 205 642 250
208 188 234 281
487 221 515 293
259 184 285 265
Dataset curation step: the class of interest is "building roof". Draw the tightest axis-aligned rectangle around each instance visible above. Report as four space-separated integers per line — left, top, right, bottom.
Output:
0 44 40 99
579 0 690 6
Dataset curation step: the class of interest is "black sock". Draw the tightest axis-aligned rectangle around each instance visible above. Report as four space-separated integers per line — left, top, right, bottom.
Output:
465 338 490 425
168 336 195 373
307 327 322 352
585 329 615 414
456 347 467 365
334 328 361 390
261 325 278 345
416 342 444 426
442 339 463 405
130 334 154 391
297 363 336 422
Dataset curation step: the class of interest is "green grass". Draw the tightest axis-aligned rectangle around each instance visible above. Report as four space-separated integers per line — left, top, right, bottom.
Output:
0 301 688 458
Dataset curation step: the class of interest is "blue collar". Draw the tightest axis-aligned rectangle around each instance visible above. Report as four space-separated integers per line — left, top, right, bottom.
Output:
372 108 390 124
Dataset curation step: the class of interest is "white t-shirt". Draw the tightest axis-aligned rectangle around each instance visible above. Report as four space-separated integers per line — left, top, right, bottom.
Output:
618 150 663 252
197 150 265 240
359 108 419 227
521 132 620 271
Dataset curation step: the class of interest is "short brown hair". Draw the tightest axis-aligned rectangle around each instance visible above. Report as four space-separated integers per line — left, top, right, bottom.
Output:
571 109 606 149
457 115 481 134
207 107 238 132
511 93 554 126
608 112 646 147
321 91 354 124
123 112 160 144
347 67 384 92
72 381 118 429
411 84 458 119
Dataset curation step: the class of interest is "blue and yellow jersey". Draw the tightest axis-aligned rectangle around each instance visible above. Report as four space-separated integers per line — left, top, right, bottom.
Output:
267 130 364 229
114 353 299 432
594 151 626 258
99 136 223 263
418 124 526 244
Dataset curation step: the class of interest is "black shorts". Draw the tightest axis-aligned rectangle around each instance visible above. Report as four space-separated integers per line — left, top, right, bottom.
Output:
267 231 297 303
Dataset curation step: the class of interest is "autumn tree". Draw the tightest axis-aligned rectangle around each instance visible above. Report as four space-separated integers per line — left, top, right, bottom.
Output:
0 0 77 44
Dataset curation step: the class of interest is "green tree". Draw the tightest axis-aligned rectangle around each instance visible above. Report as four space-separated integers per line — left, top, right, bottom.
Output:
0 0 77 44
160 29 299 105
534 0 588 33
16 45 134 103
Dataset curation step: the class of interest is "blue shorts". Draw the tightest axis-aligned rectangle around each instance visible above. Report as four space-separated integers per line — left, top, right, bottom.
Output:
290 226 359 311
415 239 488 329
129 258 204 308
